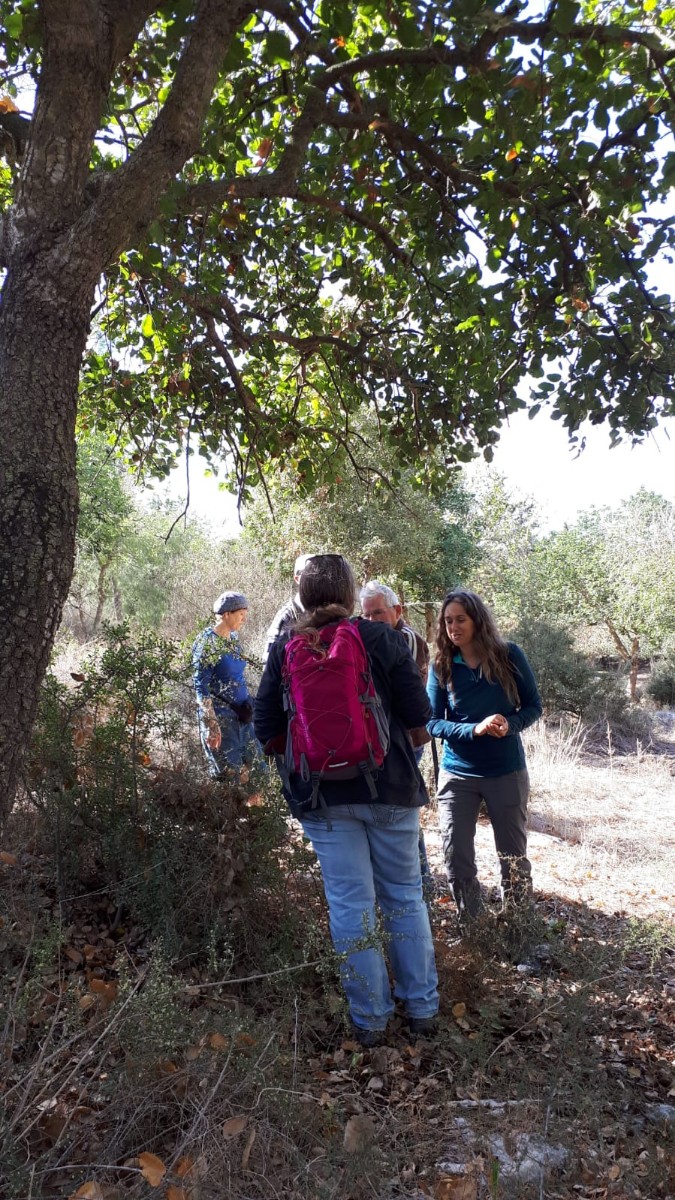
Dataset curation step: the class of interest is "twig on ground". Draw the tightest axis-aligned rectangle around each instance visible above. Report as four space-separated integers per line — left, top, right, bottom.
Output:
191 960 321 989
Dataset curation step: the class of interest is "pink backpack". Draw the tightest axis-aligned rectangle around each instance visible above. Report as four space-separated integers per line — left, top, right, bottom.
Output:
281 619 390 807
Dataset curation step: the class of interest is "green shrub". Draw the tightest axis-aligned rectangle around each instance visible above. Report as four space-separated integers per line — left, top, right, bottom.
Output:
514 618 628 721
645 653 675 707
24 624 300 963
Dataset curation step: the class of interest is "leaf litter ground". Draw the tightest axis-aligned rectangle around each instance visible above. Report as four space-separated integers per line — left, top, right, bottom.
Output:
0 737 673 1200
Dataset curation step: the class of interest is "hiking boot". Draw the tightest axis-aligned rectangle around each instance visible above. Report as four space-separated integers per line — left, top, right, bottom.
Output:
352 1026 386 1048
452 879 485 935
408 1015 439 1038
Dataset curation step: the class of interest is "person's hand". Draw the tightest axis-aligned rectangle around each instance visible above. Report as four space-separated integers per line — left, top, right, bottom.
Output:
206 721 222 749
232 699 254 725
474 714 509 738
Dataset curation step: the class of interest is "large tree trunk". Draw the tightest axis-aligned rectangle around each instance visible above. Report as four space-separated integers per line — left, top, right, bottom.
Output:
0 2 250 826
0 266 92 825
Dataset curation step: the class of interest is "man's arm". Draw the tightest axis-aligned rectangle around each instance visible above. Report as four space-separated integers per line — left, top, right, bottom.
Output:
192 633 223 748
413 630 430 684
388 633 432 729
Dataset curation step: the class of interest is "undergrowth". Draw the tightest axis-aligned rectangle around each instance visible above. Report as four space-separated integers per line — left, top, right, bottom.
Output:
0 628 673 1199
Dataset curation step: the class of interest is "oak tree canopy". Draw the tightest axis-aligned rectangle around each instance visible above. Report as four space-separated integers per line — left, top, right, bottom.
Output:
0 0 673 817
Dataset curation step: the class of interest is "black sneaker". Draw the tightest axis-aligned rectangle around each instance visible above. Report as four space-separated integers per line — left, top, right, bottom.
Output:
352 1027 386 1048
408 1016 439 1038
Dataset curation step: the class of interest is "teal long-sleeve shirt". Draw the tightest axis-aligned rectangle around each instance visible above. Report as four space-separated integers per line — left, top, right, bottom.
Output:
426 642 542 778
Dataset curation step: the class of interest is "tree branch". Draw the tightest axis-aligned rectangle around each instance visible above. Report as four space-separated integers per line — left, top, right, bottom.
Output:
18 0 155 229
203 315 260 413
294 188 412 267
73 0 254 266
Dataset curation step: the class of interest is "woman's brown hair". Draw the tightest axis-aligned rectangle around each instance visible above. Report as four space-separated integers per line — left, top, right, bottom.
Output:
434 589 520 705
295 554 357 635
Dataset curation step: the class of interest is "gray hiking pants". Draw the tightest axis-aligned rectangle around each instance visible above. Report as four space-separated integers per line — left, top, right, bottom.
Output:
436 768 532 912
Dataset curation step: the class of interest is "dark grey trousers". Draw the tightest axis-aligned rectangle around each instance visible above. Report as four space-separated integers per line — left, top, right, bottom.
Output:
436 768 532 907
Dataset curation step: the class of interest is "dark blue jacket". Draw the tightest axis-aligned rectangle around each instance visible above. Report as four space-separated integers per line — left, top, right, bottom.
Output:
191 628 250 715
254 618 431 816
427 642 542 778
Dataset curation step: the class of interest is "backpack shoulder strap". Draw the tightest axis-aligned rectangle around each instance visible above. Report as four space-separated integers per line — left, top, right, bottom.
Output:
401 624 416 655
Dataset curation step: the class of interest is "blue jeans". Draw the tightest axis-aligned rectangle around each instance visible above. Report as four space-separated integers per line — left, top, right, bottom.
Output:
198 707 261 776
301 804 439 1033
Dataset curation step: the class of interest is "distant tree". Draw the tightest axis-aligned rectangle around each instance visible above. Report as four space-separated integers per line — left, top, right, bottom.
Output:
242 443 479 619
466 473 542 626
533 490 675 699
66 436 135 639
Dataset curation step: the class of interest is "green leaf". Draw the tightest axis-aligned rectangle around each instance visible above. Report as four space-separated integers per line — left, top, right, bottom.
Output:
141 314 154 338
465 93 485 124
5 12 23 37
553 0 580 34
264 30 292 65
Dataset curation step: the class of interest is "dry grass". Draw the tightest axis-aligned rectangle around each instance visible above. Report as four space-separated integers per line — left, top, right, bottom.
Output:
421 720 675 919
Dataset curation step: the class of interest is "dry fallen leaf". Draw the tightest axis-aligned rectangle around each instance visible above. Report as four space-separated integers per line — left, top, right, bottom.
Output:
90 977 116 997
175 1157 195 1179
209 1031 228 1049
222 1115 248 1139
452 1002 466 1019
343 1114 375 1154
608 1164 621 1181
70 1182 104 1199
0 851 18 866
156 1060 178 1076
166 1187 189 1200
435 1172 477 1200
138 1152 166 1187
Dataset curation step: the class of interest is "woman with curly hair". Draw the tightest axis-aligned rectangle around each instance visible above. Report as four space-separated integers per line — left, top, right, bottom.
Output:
427 590 542 924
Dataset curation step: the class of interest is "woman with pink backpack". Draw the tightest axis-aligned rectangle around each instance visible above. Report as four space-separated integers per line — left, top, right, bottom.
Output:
254 554 439 1047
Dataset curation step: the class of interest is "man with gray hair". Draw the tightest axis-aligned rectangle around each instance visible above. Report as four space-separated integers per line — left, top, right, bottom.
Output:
361 580 433 891
360 580 430 683
263 553 315 662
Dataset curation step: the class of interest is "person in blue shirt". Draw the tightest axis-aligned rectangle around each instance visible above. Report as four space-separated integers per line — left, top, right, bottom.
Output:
192 590 260 777
426 589 543 924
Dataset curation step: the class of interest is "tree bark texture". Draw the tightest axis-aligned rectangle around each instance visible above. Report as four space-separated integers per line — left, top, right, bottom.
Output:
0 267 93 822
0 2 249 825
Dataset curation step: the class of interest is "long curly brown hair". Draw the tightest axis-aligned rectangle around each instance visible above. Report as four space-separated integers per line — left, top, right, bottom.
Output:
434 589 519 705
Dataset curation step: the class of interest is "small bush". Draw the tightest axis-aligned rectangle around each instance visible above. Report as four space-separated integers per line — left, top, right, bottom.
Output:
514 618 628 721
645 653 675 707
23 624 302 964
